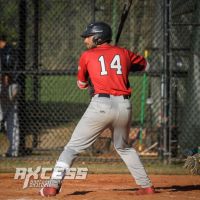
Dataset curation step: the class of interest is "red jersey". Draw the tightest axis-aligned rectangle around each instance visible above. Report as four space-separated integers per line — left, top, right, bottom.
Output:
77 44 148 96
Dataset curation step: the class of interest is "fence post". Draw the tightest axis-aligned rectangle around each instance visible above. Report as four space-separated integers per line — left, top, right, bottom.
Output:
18 0 27 155
160 0 171 163
32 0 40 148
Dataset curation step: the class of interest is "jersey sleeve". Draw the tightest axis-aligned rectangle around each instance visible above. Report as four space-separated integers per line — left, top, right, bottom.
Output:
128 50 150 72
77 53 89 89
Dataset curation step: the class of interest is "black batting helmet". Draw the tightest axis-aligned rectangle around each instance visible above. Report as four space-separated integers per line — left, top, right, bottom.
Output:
81 22 112 45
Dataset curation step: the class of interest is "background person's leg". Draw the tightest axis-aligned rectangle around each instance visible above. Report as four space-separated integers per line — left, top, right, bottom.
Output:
6 104 19 157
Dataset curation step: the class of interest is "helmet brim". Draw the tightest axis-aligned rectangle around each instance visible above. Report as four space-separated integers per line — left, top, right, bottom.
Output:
80 32 94 38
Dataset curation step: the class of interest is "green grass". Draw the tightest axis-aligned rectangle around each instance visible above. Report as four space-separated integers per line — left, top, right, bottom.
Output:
0 158 189 175
26 75 147 103
26 75 90 103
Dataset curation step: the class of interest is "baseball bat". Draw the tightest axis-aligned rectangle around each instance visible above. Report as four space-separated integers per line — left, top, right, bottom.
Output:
115 0 133 45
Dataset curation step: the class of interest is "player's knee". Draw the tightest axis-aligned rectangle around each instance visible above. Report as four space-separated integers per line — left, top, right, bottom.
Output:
114 143 129 151
114 138 135 153
64 145 83 155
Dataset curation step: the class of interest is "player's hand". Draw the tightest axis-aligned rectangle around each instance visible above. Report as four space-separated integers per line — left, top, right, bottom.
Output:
8 83 20 101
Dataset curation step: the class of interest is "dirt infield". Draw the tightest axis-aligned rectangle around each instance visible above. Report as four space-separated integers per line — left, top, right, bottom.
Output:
0 174 199 200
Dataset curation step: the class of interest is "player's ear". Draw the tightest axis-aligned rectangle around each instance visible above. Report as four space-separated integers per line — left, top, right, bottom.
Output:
92 35 101 45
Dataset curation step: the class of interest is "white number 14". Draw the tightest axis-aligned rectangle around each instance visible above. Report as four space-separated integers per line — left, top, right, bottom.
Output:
99 55 122 75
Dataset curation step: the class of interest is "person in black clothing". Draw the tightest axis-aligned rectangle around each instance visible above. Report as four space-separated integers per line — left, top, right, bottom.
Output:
0 34 20 157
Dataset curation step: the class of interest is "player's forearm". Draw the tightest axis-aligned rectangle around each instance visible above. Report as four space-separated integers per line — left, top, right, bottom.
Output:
130 54 150 72
77 80 88 89
145 60 150 72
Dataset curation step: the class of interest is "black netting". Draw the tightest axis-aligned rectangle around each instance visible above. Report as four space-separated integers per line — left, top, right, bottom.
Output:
0 0 199 164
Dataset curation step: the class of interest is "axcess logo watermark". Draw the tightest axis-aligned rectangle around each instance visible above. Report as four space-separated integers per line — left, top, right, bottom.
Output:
14 166 88 189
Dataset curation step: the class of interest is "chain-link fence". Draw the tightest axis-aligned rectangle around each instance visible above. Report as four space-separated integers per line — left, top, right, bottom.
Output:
0 0 199 164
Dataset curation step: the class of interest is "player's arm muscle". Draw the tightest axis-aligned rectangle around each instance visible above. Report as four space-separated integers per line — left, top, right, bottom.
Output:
77 55 89 89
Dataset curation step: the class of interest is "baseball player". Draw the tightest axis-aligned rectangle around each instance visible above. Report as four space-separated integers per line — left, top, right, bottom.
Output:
40 22 155 196
0 34 19 157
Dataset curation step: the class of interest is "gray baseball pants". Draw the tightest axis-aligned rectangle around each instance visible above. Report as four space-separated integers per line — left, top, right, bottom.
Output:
51 94 152 188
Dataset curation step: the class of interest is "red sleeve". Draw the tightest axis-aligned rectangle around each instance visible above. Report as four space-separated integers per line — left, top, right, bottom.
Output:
128 50 148 72
77 53 89 89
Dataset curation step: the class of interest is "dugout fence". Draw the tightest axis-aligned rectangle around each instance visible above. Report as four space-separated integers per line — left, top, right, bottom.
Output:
0 0 200 165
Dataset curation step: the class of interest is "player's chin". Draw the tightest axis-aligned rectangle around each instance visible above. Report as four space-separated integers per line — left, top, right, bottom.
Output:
86 44 96 49
86 45 92 49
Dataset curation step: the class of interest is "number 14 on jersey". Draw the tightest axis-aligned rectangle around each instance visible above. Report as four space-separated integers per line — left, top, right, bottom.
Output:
98 55 122 75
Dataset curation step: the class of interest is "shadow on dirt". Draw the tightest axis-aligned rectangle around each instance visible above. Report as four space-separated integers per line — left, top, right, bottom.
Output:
113 184 200 193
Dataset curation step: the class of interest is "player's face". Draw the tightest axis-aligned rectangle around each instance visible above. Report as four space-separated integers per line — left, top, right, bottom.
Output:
83 36 96 49
0 40 6 48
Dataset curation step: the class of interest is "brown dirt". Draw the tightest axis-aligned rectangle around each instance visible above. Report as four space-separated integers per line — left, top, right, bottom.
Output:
0 173 199 200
